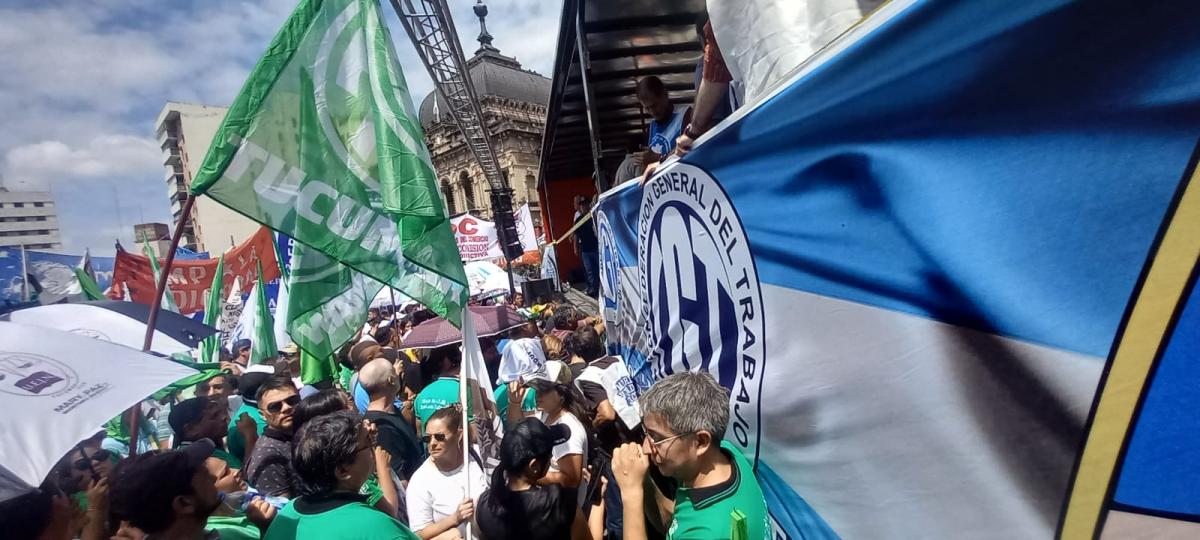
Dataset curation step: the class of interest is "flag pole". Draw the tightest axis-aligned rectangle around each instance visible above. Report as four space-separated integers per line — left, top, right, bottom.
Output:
129 194 195 456
459 310 473 540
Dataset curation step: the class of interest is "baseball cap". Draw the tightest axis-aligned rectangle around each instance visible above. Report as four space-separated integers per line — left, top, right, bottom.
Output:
167 397 211 437
109 439 214 527
280 342 299 355
238 371 272 405
233 339 252 352
500 418 571 469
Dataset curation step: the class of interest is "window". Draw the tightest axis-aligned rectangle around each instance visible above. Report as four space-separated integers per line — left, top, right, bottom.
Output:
441 180 456 214
460 171 476 212
13 202 24 208
36 216 46 222
33 202 44 208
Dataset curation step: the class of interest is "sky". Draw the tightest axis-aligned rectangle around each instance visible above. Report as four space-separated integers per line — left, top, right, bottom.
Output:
0 0 561 256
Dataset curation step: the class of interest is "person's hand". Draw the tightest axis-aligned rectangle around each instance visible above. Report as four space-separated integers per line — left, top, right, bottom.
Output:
236 413 257 436
86 476 110 514
453 498 475 524
219 361 244 375
612 443 650 494
245 498 277 529
507 381 529 405
675 132 695 157
640 161 661 186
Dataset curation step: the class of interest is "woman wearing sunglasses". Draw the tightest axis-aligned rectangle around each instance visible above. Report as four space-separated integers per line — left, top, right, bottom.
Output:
406 405 487 540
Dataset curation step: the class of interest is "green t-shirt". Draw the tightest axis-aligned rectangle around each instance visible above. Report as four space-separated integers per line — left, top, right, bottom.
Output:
226 402 267 466
264 497 419 540
213 447 243 470
492 385 537 429
207 514 261 540
667 441 770 540
413 377 474 424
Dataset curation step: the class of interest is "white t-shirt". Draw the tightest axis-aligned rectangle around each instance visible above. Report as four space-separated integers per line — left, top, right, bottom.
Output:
406 457 488 536
547 412 588 473
498 337 547 384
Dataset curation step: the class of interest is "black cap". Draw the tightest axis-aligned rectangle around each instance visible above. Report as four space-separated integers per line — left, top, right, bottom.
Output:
238 371 271 405
167 397 210 437
109 439 214 529
233 339 252 352
500 418 571 469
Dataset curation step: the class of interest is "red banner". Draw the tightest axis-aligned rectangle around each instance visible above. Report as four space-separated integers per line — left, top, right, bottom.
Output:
109 227 280 314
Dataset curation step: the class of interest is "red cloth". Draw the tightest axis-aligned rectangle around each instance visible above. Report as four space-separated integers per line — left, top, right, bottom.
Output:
109 226 280 314
702 22 733 83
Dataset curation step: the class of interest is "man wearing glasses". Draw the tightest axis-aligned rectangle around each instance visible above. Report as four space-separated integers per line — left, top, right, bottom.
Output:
245 376 300 498
612 372 770 540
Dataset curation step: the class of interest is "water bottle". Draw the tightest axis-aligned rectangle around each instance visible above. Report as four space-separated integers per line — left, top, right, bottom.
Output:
220 490 290 512
219 490 256 512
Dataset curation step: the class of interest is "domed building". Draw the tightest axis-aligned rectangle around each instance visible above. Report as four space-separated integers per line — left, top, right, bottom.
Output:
418 2 550 226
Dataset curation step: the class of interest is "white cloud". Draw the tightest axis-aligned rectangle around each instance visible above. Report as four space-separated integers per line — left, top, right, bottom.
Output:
0 0 560 255
4 135 160 191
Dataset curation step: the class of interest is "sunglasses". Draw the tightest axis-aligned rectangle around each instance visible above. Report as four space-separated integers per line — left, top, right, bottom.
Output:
73 449 110 471
421 432 455 444
265 394 300 414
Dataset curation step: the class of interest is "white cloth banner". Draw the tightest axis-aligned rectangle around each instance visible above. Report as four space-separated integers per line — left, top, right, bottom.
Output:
0 322 197 502
708 0 881 104
230 282 256 347
540 245 560 292
515 204 538 252
1 304 193 356
451 214 502 262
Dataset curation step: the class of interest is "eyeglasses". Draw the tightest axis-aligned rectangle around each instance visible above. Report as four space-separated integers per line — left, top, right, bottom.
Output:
72 449 110 470
421 432 454 444
644 431 694 450
265 394 300 414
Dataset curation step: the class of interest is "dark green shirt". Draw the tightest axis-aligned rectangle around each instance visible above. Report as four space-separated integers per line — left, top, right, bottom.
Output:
226 402 266 465
667 441 770 540
264 493 419 540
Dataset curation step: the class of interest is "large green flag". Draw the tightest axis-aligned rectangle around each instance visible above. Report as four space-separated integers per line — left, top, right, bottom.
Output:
74 249 106 301
199 255 226 364
140 230 179 313
251 261 277 365
189 0 468 326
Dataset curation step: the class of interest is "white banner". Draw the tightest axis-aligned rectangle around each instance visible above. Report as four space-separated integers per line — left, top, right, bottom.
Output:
515 204 538 252
451 214 502 262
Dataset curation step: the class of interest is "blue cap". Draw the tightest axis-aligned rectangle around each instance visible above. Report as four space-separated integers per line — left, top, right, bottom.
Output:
233 339 252 352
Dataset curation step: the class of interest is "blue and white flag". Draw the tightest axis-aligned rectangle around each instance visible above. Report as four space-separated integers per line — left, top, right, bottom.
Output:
598 1 1200 538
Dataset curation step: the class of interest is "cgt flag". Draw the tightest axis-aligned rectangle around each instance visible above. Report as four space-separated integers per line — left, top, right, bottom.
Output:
188 0 467 326
596 1 1200 538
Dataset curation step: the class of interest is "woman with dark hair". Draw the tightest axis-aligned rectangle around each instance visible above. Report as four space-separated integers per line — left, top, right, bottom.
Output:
406 405 487 540
291 390 402 520
527 365 592 491
477 417 606 540
263 411 419 539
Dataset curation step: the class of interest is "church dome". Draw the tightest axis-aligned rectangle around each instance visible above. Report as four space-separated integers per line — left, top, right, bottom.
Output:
417 1 550 128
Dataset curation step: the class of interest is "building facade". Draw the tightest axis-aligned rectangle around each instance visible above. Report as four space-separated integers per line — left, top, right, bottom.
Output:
133 222 170 258
156 102 261 253
417 5 549 226
0 189 61 250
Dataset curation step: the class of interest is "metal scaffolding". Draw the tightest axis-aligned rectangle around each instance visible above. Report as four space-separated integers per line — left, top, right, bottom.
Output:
389 0 505 191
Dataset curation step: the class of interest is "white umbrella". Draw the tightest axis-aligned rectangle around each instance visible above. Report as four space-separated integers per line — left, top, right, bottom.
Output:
0 321 198 502
1 302 207 355
465 261 522 297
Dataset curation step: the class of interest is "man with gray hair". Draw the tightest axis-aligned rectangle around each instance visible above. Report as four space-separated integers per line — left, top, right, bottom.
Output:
361 358 425 483
612 372 769 539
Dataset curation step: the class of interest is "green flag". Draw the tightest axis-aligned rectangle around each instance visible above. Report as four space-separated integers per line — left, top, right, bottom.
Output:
250 261 277 365
140 230 179 313
199 255 226 364
74 249 105 301
287 241 380 379
189 0 467 326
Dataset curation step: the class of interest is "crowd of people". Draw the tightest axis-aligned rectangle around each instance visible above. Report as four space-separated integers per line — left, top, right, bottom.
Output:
1 293 767 540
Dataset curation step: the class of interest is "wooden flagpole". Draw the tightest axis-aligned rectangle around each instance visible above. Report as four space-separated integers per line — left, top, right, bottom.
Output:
128 194 196 456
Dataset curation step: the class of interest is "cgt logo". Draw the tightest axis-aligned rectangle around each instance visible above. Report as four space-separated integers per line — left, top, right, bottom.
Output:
596 208 621 315
638 163 765 461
